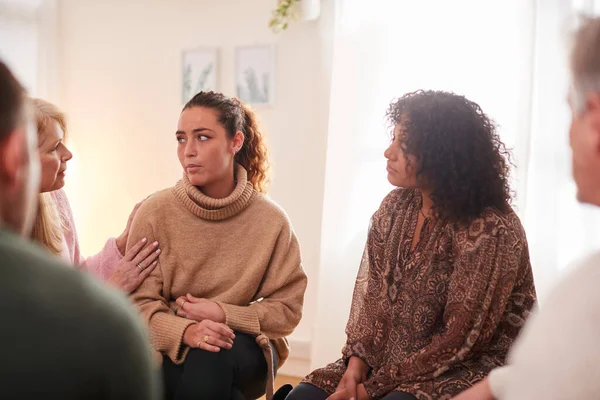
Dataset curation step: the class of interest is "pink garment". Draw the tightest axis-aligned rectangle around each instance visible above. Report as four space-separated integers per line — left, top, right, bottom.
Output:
50 189 123 282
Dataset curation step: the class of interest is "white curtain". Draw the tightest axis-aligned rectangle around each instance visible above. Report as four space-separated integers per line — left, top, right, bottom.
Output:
311 0 596 369
523 0 600 298
0 0 59 100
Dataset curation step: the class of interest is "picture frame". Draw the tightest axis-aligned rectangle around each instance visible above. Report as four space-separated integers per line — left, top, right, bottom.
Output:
182 47 218 103
235 45 276 106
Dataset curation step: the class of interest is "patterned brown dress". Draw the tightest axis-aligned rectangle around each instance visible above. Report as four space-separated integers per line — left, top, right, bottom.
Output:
304 188 536 400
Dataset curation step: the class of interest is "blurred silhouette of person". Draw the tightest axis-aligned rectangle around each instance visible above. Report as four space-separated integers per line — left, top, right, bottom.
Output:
452 15 600 400
0 59 159 399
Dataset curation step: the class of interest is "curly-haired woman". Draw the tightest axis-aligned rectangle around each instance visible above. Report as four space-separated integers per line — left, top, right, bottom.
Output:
283 90 536 400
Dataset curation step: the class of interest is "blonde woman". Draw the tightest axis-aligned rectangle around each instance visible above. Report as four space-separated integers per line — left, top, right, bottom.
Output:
31 98 159 292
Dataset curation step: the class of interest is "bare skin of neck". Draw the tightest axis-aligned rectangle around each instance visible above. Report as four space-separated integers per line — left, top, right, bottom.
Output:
421 190 434 216
411 189 433 250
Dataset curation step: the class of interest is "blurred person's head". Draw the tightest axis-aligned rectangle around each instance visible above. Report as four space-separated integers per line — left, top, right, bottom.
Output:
569 16 600 206
32 99 72 193
177 91 270 198
0 60 40 236
384 90 512 222
29 99 73 253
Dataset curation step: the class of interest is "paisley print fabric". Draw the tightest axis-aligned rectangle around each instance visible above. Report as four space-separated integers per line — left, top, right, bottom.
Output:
304 189 536 400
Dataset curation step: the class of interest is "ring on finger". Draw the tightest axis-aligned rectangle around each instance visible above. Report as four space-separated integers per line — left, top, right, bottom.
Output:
181 300 187 308
204 335 210 343
137 263 144 271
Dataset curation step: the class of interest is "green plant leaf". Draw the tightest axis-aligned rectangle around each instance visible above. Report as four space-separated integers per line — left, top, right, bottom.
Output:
269 0 297 33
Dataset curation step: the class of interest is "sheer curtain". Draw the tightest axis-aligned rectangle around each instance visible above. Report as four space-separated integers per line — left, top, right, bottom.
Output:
311 0 590 369
0 0 59 100
523 0 600 298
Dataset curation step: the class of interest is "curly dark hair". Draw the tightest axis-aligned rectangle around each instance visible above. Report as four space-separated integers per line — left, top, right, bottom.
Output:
386 90 513 222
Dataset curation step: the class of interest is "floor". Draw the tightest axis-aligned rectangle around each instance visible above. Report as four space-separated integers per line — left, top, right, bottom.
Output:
259 375 303 400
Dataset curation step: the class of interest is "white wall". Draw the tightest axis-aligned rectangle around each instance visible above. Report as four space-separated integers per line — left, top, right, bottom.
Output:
57 0 330 374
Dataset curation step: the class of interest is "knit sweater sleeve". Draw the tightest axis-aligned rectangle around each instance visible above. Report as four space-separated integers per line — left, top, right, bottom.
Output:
216 222 307 338
78 239 123 282
128 204 196 364
363 214 529 399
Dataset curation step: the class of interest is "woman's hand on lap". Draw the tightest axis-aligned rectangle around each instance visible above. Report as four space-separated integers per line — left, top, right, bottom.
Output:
182 320 235 352
327 384 371 400
175 294 226 323
327 357 371 400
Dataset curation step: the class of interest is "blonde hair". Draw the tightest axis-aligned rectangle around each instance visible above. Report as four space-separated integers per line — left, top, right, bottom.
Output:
31 192 63 254
30 98 68 254
31 98 68 138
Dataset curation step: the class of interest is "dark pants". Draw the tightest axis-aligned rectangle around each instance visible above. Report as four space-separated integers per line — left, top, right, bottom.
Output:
285 383 417 400
162 332 276 400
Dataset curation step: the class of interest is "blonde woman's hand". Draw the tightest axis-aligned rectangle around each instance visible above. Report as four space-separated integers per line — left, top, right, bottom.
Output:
182 320 235 352
175 294 226 323
108 238 160 293
115 200 144 255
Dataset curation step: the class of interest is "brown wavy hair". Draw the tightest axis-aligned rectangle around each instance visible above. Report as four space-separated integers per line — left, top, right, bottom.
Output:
183 91 270 193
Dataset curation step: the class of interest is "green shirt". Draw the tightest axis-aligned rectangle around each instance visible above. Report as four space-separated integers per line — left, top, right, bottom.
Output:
0 229 160 399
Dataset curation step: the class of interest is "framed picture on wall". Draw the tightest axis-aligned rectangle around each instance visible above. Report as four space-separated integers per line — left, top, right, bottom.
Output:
235 45 276 106
182 47 218 104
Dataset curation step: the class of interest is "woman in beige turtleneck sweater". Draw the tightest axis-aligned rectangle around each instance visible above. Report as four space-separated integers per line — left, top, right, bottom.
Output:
129 91 307 400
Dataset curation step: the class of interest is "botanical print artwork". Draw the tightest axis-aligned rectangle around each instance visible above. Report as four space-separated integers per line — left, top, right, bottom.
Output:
182 48 218 103
235 45 275 105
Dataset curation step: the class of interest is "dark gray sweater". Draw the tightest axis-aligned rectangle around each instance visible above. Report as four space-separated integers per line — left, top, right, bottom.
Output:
0 228 160 399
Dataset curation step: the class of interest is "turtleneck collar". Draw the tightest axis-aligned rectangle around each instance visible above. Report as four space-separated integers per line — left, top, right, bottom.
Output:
173 164 256 221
